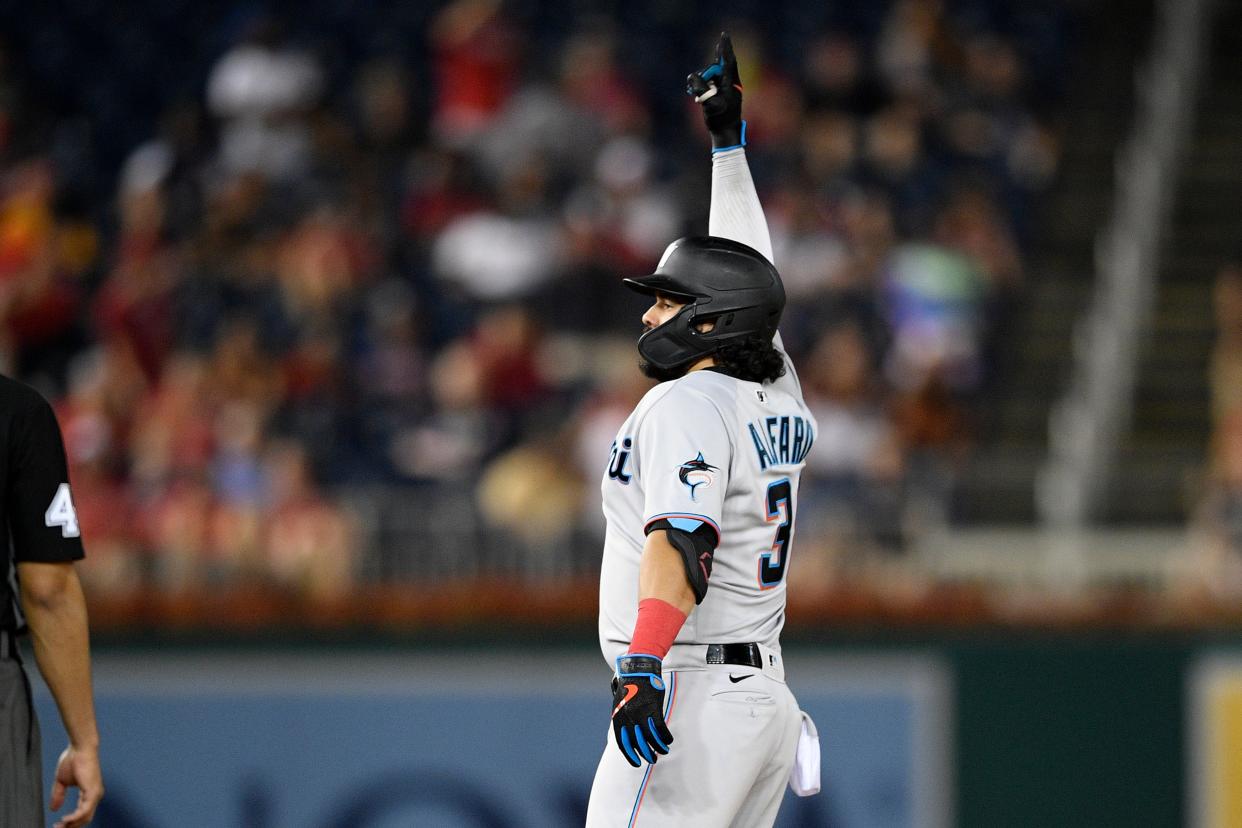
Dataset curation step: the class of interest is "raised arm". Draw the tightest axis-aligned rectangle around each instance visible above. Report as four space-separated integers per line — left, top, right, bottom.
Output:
687 33 774 263
710 149 773 263
689 34 797 377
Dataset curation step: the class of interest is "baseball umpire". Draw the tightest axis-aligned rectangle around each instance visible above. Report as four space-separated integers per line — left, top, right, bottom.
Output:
1 375 103 827
586 32 820 827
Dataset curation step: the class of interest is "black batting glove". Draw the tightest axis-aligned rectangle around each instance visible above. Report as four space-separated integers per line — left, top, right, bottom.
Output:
610 654 674 767
686 31 745 151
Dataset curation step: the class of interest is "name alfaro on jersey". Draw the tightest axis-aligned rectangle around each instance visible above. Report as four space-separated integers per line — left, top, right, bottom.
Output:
748 415 814 470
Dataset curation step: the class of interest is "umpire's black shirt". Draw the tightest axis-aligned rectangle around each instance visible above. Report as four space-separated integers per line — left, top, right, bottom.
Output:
1 375 84 633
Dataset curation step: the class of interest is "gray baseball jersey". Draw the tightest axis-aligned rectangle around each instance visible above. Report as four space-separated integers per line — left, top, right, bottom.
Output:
588 146 818 828
598 354 816 669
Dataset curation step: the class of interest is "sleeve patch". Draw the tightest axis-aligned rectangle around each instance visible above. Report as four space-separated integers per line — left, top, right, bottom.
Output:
677 453 718 502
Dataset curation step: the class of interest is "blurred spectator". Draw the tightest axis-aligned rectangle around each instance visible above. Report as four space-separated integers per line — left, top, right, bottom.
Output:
933 185 1023 290
263 441 357 599
207 16 323 181
430 0 519 146
564 136 682 266
127 352 215 491
0 159 91 382
59 346 146 592
471 305 552 414
570 339 657 537
275 206 374 323
94 149 179 381
802 324 904 553
1192 261 1242 597
557 26 648 136
477 436 584 574
882 241 987 392
1191 409 1242 599
432 157 566 301
891 371 969 530
351 59 419 231
146 478 216 591
471 23 647 183
722 27 804 150
356 279 426 407
0 0 1072 598
354 58 416 165
387 334 496 482
801 32 885 117
768 182 851 300
876 0 951 100
861 102 942 235
798 109 860 187
1211 262 1242 424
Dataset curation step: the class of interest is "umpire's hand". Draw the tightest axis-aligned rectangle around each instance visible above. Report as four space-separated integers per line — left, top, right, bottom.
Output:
51 744 103 828
611 655 674 767
686 31 744 150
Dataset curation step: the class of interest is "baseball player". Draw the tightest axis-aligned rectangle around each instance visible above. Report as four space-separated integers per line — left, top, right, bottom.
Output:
0 375 103 828
586 33 819 828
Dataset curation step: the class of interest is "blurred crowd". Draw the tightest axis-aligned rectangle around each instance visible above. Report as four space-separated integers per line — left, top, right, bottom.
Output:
1194 259 1242 596
0 0 1072 598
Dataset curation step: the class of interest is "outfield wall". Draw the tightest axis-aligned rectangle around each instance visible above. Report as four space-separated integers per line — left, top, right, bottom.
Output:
32 651 951 828
29 634 1242 828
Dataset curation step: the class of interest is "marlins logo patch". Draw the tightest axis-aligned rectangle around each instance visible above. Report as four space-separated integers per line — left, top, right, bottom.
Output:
678 453 718 501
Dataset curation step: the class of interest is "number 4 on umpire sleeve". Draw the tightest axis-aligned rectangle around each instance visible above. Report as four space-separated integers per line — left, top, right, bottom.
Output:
44 482 81 538
758 479 792 588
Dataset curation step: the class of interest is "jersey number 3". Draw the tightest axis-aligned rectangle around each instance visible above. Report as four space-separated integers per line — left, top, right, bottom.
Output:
45 482 81 538
758 479 793 588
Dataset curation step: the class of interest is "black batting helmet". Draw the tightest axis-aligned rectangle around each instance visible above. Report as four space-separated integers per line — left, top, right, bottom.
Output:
624 236 785 373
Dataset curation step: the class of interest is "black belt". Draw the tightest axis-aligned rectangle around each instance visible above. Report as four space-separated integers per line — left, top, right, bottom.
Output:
706 643 764 669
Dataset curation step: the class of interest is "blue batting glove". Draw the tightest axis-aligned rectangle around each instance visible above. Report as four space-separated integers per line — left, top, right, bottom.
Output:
686 32 745 151
610 654 674 767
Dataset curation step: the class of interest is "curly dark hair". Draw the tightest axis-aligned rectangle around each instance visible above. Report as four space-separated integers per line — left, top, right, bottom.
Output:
638 334 787 383
712 334 787 383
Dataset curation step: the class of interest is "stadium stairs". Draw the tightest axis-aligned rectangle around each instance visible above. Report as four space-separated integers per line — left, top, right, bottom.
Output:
1099 0 1241 524
956 1 1153 524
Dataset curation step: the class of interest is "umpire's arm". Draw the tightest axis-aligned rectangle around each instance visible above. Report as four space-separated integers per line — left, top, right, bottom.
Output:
19 562 103 828
8 389 103 828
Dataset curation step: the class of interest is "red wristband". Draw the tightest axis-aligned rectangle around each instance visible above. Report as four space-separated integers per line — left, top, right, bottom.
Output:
628 598 688 660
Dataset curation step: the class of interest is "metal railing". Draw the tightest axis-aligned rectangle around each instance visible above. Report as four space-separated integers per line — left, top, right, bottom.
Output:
1037 0 1212 530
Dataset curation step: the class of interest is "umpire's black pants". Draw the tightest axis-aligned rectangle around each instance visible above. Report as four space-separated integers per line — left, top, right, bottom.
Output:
0 656 42 827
